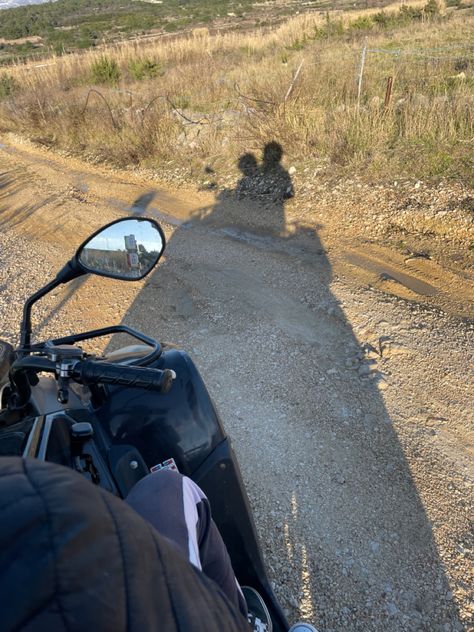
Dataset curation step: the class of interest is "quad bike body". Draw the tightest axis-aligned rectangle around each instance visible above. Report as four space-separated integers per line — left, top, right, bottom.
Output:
0 217 288 632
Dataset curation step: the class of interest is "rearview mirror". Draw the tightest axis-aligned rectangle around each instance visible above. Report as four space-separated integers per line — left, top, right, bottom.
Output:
77 217 165 280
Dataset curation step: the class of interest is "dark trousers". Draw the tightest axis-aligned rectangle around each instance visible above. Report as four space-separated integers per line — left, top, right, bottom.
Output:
126 469 247 618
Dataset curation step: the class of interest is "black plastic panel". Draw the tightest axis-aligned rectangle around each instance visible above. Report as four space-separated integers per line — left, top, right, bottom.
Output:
108 444 149 497
45 417 72 466
192 439 289 632
94 349 226 476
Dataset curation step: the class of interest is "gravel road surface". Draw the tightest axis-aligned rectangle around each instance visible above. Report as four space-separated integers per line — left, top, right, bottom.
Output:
0 139 472 631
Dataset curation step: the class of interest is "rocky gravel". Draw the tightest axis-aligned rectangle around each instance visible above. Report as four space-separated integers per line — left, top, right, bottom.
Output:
1 138 473 631
132 158 474 267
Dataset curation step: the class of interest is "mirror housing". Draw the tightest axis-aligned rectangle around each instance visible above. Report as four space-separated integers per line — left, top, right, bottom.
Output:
75 217 165 281
19 217 166 350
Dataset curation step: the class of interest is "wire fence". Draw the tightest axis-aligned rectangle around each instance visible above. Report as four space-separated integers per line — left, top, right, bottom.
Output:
358 41 473 107
8 37 474 130
291 40 474 110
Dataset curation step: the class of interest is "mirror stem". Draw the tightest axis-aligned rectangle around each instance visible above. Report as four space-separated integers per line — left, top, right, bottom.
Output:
19 260 84 353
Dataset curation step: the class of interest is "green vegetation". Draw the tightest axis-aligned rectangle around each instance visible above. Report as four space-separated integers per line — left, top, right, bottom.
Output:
128 57 164 81
90 55 120 85
350 16 375 30
0 0 423 64
0 0 257 61
0 73 17 98
345 0 445 33
0 2 472 186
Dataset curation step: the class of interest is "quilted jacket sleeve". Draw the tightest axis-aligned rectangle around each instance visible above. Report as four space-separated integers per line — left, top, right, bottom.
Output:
0 457 250 632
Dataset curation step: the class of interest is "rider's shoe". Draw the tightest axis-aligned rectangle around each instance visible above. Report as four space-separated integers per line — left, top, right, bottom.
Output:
288 624 319 632
241 586 273 632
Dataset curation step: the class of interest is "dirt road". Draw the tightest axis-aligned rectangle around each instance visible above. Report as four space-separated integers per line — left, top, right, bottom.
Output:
1 138 473 631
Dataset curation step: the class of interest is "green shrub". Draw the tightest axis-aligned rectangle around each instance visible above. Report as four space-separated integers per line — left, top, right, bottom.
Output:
373 11 390 27
164 21 179 32
173 94 191 109
128 57 164 81
399 5 424 21
90 55 121 86
424 0 441 15
0 74 18 99
350 16 374 30
323 14 344 37
286 37 306 51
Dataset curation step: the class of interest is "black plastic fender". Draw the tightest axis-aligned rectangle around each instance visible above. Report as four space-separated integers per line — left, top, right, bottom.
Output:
94 348 226 476
192 439 289 632
0 339 14 386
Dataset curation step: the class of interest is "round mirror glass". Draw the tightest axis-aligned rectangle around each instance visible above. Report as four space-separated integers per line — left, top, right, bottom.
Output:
78 218 165 280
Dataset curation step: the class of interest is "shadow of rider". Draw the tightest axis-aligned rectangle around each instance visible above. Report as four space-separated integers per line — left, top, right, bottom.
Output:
196 141 294 238
108 142 464 632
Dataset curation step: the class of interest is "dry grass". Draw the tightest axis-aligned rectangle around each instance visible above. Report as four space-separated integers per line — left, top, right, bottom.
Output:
1 2 473 185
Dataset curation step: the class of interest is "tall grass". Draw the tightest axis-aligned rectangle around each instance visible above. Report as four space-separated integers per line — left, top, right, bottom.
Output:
0 2 473 184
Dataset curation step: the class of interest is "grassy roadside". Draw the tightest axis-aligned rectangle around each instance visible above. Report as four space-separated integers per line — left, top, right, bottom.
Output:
0 1 473 187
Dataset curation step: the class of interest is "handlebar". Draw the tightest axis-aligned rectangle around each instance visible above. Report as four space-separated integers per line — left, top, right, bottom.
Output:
10 355 175 395
74 360 175 393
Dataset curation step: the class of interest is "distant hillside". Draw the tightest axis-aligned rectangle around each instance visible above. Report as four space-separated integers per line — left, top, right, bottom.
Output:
0 0 398 63
0 0 53 8
0 0 253 57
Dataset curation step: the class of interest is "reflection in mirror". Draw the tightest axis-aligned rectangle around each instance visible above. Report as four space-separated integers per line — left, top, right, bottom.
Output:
78 218 164 280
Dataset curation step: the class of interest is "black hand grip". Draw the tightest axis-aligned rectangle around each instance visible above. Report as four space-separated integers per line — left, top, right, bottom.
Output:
76 360 174 393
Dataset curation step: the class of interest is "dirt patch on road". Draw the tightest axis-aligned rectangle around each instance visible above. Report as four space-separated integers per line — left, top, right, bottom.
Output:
2 135 472 320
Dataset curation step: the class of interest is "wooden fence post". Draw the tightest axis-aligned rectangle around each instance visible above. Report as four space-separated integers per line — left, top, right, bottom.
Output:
384 76 394 109
285 59 305 102
357 37 368 114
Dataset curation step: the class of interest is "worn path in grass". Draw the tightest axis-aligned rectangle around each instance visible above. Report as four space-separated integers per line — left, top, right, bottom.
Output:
0 137 473 631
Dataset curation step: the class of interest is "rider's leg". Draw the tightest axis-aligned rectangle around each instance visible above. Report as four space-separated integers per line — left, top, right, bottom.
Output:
125 469 247 618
